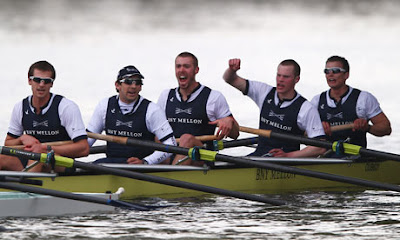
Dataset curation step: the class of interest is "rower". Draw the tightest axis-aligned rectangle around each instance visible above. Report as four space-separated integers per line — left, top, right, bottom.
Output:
86 65 176 165
0 60 89 172
223 58 326 158
157 52 239 166
311 55 391 156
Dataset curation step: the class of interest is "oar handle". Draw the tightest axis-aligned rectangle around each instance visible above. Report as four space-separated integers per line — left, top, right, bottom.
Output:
239 126 271 138
185 135 218 143
8 140 73 150
87 132 128 145
88 132 217 144
240 124 354 138
331 123 354 132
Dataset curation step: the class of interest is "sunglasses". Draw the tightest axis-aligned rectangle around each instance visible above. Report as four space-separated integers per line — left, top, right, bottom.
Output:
119 78 143 85
29 76 54 84
323 67 347 74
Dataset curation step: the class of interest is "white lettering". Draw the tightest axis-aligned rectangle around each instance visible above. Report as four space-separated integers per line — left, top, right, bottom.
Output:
25 130 60 136
260 117 292 131
330 121 353 127
177 118 203 124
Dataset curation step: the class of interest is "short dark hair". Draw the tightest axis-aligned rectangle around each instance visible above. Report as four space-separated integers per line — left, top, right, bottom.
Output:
326 55 350 72
279 59 300 77
176 52 198 68
28 60 56 79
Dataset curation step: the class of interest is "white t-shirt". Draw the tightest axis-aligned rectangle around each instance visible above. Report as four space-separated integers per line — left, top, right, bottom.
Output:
8 94 87 141
246 80 325 138
157 84 233 121
311 86 382 120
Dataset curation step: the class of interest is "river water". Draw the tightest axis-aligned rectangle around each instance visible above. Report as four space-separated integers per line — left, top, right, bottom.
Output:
1 0 400 239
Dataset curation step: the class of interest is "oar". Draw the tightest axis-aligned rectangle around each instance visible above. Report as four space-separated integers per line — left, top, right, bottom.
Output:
7 135 217 151
177 135 217 143
0 181 152 211
88 135 218 154
0 146 284 205
204 137 259 151
86 132 400 193
319 123 354 156
213 124 352 152
90 145 107 154
330 123 354 132
239 126 400 161
8 140 73 150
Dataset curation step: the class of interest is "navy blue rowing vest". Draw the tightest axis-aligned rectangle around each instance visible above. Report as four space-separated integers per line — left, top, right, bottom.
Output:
105 96 155 158
253 88 306 156
165 87 215 138
318 88 366 147
22 94 70 142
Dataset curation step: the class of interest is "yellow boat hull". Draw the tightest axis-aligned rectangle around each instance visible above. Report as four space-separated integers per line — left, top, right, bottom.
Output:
9 160 399 200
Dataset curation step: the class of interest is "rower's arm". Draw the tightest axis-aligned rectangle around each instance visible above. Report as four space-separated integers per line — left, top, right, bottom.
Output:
230 116 240 139
368 112 391 136
286 146 327 158
47 138 90 158
223 58 247 93
5 134 39 147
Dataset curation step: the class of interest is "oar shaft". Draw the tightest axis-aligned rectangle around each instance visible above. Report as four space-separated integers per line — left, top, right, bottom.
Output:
222 137 258 149
88 136 217 154
0 176 43 186
270 131 332 149
204 137 259 150
240 125 400 162
239 126 332 148
72 160 284 205
88 132 400 193
0 181 110 205
359 148 400 162
90 145 107 154
239 124 354 143
0 182 150 211
0 145 285 206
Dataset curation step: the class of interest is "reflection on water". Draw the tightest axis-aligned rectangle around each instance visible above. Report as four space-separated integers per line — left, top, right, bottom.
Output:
2 191 400 239
1 1 400 239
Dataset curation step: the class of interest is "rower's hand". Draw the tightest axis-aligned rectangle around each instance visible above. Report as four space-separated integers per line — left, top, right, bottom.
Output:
353 118 369 132
268 148 288 157
322 121 332 136
228 58 241 72
25 142 45 153
209 117 234 140
20 135 40 150
127 157 144 165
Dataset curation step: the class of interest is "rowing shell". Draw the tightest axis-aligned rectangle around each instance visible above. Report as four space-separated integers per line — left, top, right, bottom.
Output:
0 187 124 218
2 157 398 200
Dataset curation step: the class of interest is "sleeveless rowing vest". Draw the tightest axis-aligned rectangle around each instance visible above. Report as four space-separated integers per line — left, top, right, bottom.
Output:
318 88 366 147
105 96 155 158
22 94 70 142
253 88 306 156
165 87 215 138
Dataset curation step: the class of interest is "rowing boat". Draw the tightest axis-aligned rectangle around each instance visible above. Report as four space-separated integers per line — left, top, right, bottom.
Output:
0 187 124 218
2 157 398 200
